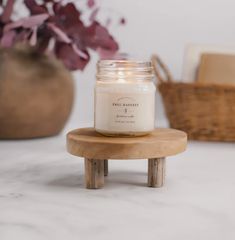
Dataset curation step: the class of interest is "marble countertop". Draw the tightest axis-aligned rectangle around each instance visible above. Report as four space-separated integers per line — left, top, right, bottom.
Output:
1 122 235 240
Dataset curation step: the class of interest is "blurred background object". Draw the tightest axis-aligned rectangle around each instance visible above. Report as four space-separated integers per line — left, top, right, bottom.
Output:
182 44 235 82
153 49 235 142
197 53 235 84
0 46 74 139
0 0 122 139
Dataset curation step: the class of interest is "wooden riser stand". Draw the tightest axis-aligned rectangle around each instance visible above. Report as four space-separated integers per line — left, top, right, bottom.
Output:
84 158 166 189
67 128 187 189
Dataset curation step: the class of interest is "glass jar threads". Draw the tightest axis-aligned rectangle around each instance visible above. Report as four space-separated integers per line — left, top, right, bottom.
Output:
94 60 156 136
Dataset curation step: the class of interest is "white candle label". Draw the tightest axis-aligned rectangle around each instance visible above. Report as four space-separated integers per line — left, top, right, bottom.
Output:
111 97 139 125
95 91 155 132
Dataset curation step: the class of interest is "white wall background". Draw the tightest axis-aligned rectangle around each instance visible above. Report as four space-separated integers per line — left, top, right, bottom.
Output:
67 0 235 125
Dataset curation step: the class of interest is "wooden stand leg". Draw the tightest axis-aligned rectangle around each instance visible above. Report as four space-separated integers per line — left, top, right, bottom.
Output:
85 159 104 189
148 158 166 188
104 160 108 176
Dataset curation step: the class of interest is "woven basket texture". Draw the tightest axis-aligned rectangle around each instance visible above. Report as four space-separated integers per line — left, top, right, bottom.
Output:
152 55 235 141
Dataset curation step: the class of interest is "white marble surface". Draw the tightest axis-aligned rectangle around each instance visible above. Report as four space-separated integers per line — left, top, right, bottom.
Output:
1 122 235 240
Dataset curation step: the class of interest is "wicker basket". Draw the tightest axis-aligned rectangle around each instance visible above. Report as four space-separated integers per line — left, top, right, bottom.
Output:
151 54 235 141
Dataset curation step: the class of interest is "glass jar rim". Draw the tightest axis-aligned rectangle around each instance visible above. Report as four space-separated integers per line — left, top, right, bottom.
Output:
97 59 154 81
97 59 152 70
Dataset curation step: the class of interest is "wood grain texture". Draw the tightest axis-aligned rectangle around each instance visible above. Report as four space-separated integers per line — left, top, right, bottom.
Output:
148 158 165 187
84 159 104 189
67 128 187 159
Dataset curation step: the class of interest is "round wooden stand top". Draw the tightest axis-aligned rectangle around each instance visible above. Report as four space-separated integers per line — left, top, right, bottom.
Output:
67 128 187 160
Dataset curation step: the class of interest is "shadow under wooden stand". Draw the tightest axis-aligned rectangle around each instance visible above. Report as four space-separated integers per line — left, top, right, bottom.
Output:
67 128 187 189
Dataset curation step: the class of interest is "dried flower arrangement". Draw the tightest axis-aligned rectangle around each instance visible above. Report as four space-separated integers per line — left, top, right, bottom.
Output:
0 0 124 70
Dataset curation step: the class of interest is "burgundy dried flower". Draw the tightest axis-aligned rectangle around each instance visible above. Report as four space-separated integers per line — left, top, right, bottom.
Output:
87 0 96 8
0 0 122 71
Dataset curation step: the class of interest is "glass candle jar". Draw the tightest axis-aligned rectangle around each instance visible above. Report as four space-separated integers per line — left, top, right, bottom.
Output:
94 60 156 136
